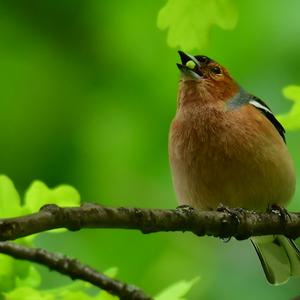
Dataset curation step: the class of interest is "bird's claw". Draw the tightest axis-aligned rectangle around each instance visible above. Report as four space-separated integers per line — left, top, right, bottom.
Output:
268 204 292 222
216 204 246 242
176 204 194 214
216 204 244 224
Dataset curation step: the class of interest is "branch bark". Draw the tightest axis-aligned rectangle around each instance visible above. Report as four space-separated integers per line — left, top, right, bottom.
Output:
0 241 152 300
1 204 300 299
0 203 300 241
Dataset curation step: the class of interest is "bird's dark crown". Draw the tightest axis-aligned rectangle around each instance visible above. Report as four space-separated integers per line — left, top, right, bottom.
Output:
194 55 212 64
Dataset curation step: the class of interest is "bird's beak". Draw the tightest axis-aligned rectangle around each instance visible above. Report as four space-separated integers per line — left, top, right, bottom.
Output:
177 51 202 80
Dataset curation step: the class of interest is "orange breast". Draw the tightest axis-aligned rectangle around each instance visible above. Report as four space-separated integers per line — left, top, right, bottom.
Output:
169 104 296 211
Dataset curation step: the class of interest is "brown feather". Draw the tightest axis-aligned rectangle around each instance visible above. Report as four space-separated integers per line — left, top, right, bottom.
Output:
169 82 295 210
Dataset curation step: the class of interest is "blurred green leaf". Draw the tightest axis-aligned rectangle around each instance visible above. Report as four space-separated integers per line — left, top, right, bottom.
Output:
0 245 38 293
157 0 238 51
61 291 96 300
23 180 80 239
0 176 82 295
24 181 80 213
15 266 41 289
4 287 55 300
0 176 31 293
0 175 22 218
103 267 118 278
6 275 201 300
0 176 80 219
0 255 15 292
277 85 300 131
3 267 118 300
155 277 200 300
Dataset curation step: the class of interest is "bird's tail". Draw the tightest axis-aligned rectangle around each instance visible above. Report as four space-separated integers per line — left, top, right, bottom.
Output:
251 235 300 285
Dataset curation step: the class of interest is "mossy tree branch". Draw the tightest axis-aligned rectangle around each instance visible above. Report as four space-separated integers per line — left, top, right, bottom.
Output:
1 203 300 300
0 203 300 241
0 241 152 300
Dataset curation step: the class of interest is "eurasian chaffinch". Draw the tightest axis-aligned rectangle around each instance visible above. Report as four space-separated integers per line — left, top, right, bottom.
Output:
169 51 299 285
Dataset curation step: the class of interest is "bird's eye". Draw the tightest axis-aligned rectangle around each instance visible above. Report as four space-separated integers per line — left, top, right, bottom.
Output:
186 60 196 69
211 66 221 74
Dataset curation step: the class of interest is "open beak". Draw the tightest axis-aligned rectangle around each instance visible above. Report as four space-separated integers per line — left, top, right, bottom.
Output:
177 51 202 80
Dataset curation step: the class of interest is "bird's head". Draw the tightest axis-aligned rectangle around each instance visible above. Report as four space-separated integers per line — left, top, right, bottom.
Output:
177 51 239 107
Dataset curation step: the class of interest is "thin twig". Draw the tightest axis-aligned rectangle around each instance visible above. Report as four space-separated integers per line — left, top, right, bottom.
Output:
1 203 300 241
0 241 152 300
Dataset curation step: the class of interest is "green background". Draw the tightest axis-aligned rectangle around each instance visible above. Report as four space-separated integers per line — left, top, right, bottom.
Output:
0 0 300 299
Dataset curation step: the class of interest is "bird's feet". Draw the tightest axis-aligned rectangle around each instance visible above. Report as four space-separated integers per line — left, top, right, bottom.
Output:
216 204 246 242
175 204 195 214
267 204 291 222
216 203 245 220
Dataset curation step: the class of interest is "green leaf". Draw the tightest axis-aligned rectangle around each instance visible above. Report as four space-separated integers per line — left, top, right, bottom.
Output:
4 287 55 300
24 268 118 300
0 175 22 218
22 181 81 237
54 269 119 300
157 0 238 51
61 290 117 300
0 176 85 296
0 252 33 293
0 177 118 299
15 266 41 289
59 291 94 300
0 255 15 292
276 85 300 131
24 180 81 213
155 277 200 300
103 267 118 278
94 292 118 300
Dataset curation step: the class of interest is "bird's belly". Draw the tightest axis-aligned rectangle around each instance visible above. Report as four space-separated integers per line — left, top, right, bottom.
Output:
170 156 289 211
169 118 295 211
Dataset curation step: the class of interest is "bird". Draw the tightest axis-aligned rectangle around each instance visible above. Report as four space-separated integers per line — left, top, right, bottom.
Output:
168 50 299 285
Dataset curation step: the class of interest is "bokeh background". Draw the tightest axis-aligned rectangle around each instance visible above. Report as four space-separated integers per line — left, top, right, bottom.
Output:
0 0 300 299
